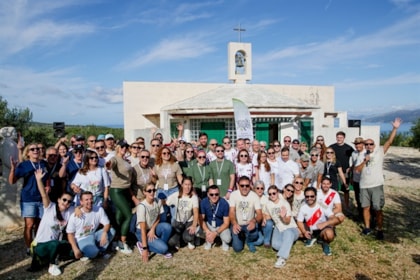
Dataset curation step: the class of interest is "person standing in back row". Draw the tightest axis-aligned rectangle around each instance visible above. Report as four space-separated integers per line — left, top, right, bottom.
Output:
329 131 354 212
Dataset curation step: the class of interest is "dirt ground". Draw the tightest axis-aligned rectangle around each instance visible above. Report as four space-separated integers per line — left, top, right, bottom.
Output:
0 146 419 279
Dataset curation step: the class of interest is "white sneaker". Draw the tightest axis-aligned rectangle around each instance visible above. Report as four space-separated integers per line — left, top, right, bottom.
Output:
80 257 89 262
119 243 132 254
274 257 286 268
222 241 229 251
48 264 62 276
187 242 195 250
204 242 212 250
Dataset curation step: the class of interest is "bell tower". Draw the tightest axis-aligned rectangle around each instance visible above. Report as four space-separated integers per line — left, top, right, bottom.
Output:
228 42 252 84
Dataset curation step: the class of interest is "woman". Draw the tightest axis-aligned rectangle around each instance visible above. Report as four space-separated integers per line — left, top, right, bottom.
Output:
267 147 281 188
253 180 273 248
323 148 347 191
235 149 254 184
265 185 299 268
312 135 327 160
153 146 183 199
107 140 139 254
71 150 110 208
9 143 47 256
166 177 199 250
255 151 274 194
272 140 282 158
37 143 46 160
127 142 142 167
135 183 173 261
291 179 305 221
57 143 68 163
29 169 74 276
178 144 196 177
188 149 211 199
299 142 308 156
59 144 84 195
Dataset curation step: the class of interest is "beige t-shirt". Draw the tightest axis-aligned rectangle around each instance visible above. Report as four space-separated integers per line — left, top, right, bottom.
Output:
229 190 261 226
153 162 183 189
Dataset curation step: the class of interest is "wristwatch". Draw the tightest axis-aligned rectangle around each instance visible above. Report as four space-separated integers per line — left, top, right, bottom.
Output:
142 246 148 250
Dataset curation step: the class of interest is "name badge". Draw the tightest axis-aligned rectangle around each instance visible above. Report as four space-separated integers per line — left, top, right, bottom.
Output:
216 179 222 186
211 220 216 228
201 185 206 192
50 179 55 187
242 212 248 221
163 183 169 190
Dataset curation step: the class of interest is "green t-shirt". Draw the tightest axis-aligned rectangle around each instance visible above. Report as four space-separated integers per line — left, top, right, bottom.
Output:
209 159 235 196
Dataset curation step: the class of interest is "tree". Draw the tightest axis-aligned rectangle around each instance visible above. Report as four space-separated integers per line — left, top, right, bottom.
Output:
0 96 33 132
410 118 420 149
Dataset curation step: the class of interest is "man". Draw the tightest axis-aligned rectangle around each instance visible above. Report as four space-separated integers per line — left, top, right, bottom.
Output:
105 134 116 157
250 140 260 167
197 132 209 152
329 131 354 211
229 176 262 253
199 185 231 251
350 137 365 220
299 153 310 180
207 139 218 162
86 135 97 149
149 138 161 167
283 136 292 149
297 187 340 256
67 191 115 259
259 141 267 152
356 118 401 240
244 138 251 152
95 140 111 168
44 147 63 202
209 145 235 199
317 176 345 225
277 148 299 190
304 148 324 189
222 136 236 163
289 139 301 162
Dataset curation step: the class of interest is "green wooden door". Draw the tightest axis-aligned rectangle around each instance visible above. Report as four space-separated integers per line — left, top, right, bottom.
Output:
300 119 313 146
255 122 269 143
201 122 226 143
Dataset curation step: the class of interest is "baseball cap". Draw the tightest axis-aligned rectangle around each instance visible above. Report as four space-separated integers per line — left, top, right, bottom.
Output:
75 135 85 141
105 133 114 140
117 139 129 148
292 139 300 144
74 144 84 151
352 137 364 144
97 134 105 140
300 153 310 162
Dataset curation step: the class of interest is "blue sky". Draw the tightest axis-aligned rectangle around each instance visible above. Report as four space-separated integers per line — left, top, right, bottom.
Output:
1 0 419 126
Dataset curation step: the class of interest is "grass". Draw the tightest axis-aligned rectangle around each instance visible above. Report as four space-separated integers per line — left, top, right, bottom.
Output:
1 187 419 280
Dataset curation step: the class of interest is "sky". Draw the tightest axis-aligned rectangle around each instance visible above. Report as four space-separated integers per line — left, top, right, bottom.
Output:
0 0 419 126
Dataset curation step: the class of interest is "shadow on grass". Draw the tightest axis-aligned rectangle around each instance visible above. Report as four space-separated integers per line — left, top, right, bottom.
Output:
355 273 372 280
412 254 420 265
384 157 420 179
383 194 420 243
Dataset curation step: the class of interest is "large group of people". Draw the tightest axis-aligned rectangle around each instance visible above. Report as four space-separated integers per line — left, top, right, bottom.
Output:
7 117 401 275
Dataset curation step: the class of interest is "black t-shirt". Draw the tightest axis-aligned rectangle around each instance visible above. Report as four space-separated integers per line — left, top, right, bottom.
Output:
323 160 342 190
329 143 354 171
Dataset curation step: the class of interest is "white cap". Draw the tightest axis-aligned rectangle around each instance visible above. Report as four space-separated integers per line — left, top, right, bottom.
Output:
105 133 114 140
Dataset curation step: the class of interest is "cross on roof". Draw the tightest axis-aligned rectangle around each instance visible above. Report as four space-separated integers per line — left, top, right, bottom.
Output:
233 24 246 42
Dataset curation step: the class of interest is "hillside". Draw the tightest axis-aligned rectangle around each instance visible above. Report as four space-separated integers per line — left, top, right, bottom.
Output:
362 108 420 123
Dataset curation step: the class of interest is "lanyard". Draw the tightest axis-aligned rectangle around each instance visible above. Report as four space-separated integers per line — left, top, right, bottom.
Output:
211 201 220 221
197 164 206 182
215 159 224 178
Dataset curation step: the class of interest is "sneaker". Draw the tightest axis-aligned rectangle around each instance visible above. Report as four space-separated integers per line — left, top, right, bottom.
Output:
304 238 317 247
247 242 256 253
187 242 195 250
274 257 286 268
376 230 384 240
222 241 229 252
80 257 89 262
361 228 372 236
48 264 62 276
136 241 143 255
162 252 172 259
204 242 212 250
119 243 132 254
322 243 332 256
26 248 31 257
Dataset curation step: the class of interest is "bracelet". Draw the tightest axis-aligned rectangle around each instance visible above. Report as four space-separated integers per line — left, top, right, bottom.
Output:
227 189 233 193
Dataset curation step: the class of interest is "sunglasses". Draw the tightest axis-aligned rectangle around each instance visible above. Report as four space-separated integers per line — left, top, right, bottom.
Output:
89 156 98 160
255 187 264 190
48 154 58 157
294 181 304 185
145 189 157 193
209 193 219 197
240 154 248 157
95 146 105 149
245 142 250 145
365 143 374 146
216 150 224 152
273 144 281 147
29 147 40 152
88 140 96 142
179 141 186 144
37 147 45 150
310 154 318 157
162 152 170 155
186 150 194 153
284 140 291 142
74 150 83 154
285 189 294 193
305 195 315 199
140 155 150 159
326 151 334 154
210 143 218 146
267 152 274 155
239 184 250 188
151 144 160 147
268 192 277 196
223 142 231 144
61 197 71 203
131 146 140 149
197 156 206 159
317 139 324 141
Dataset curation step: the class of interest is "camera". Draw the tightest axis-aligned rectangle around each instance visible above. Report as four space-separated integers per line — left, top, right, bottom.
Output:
53 122 66 138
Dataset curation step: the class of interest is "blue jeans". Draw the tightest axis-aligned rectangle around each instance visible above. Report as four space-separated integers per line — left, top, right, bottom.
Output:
271 227 299 259
255 219 274 246
135 222 172 255
77 228 116 259
231 224 259 252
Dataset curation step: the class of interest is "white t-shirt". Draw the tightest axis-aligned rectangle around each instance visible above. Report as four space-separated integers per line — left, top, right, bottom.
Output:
292 192 305 219
317 188 341 212
277 159 299 190
207 151 217 162
235 162 254 181
297 202 333 231
136 198 163 230
351 150 366 183
257 164 273 194
72 167 110 197
360 147 385 189
66 206 110 241
224 149 236 163
35 202 74 243
229 190 261 226
268 159 281 189
265 197 298 232
259 194 269 215
167 192 199 223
